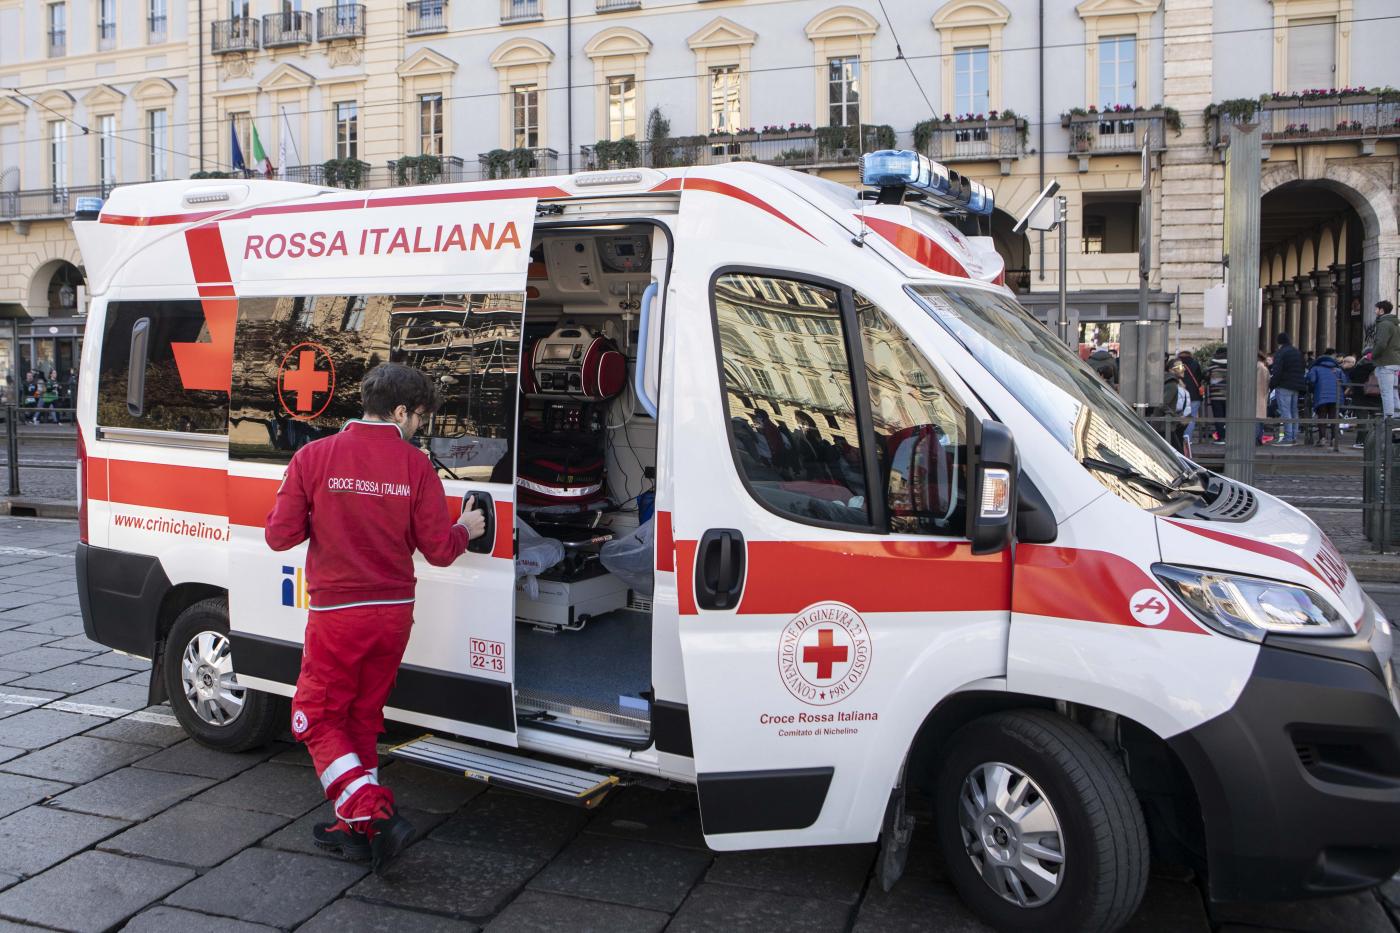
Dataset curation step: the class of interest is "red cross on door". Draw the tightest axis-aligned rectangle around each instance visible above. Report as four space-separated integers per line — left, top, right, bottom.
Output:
803 628 849 680
277 342 336 421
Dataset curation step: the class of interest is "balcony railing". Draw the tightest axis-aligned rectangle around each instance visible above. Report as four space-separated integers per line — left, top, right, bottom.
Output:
47 30 66 57
0 184 115 222
317 4 365 40
263 11 312 48
388 155 467 185
147 14 167 40
920 119 1025 168
98 20 116 49
597 0 640 11
1064 110 1167 169
407 0 448 34
578 128 888 172
211 17 260 53
1209 95 1400 157
478 148 558 179
500 0 541 24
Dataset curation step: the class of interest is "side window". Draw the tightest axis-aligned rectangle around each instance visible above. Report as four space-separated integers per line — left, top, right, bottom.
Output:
229 292 521 481
98 300 229 435
713 272 869 527
857 293 968 535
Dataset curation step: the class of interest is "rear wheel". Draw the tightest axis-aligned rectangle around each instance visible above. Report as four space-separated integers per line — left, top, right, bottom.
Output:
163 597 285 751
934 710 1149 933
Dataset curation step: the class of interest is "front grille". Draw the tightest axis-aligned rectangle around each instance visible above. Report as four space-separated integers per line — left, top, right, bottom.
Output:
1181 476 1259 523
1295 743 1319 768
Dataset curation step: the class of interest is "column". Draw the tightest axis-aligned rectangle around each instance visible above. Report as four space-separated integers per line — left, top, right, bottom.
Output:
1315 269 1338 352
1265 285 1285 351
1295 275 1318 355
1284 281 1301 347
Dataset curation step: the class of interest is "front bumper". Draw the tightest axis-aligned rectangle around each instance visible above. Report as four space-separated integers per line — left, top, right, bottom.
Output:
1169 607 1400 902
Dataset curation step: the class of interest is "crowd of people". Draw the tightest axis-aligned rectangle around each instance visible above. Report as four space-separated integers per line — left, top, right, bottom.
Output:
1145 299 1400 453
0 368 79 423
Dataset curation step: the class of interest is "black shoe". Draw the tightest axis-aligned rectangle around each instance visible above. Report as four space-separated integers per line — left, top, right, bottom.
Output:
370 812 416 875
312 820 371 861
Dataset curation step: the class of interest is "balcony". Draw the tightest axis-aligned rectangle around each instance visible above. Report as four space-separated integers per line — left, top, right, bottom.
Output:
317 4 365 40
47 30 66 58
1063 109 1169 171
1209 94 1400 158
478 148 558 179
597 0 640 11
211 17 260 53
147 14 167 41
97 19 116 50
0 184 115 224
388 155 468 185
579 126 890 172
407 0 448 35
263 11 312 48
500 0 541 25
917 117 1026 174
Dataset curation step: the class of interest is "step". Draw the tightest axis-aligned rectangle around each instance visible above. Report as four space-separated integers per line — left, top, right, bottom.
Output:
388 734 619 808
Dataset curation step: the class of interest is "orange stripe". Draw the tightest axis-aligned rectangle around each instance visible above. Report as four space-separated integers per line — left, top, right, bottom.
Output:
105 460 227 517
1013 544 1204 634
655 510 675 572
228 473 279 527
87 455 110 501
492 501 514 559
863 216 969 278
650 177 818 241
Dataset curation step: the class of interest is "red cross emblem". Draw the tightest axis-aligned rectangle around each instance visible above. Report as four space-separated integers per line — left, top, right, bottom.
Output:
277 342 336 421
803 628 849 680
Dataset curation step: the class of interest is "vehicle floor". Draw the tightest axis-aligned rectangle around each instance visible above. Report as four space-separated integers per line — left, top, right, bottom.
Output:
514 607 652 720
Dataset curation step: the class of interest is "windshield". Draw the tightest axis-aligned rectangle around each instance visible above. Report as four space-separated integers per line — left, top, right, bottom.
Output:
907 284 1187 505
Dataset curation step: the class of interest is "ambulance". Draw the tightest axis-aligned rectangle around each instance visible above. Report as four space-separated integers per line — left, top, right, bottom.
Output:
71 150 1400 932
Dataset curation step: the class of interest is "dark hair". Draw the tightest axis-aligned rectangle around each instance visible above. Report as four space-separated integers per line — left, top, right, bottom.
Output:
1276 332 1291 346
361 363 438 418
1379 300 1395 314
1324 347 1336 355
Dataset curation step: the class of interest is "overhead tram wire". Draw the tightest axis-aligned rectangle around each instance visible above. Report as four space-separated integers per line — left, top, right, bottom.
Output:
3 12 1396 150
876 0 937 119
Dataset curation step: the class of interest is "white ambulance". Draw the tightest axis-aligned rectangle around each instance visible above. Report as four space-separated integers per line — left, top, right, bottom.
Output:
72 151 1400 932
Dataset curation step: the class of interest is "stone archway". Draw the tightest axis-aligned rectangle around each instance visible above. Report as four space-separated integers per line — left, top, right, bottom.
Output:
1260 159 1399 334
22 245 84 318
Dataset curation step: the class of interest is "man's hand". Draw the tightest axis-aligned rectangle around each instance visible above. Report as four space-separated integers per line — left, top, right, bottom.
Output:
458 494 487 541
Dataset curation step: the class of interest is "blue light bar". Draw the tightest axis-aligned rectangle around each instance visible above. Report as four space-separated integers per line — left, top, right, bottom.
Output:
74 197 104 220
860 149 992 216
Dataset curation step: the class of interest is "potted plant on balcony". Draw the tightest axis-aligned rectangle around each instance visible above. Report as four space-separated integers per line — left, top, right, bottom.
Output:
509 148 538 177
912 116 943 154
482 149 512 179
1071 123 1094 152
321 157 368 189
393 154 442 186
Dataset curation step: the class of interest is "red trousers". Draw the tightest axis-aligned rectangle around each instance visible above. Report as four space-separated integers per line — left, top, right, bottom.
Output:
291 602 414 825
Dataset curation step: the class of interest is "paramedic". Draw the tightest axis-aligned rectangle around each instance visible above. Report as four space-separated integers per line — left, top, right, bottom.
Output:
264 363 487 873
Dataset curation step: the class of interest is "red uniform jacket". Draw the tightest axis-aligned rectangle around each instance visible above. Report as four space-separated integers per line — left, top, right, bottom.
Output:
265 420 469 610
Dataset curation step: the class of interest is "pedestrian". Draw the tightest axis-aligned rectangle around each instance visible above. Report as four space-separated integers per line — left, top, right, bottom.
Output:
264 363 488 873
1375 300 1399 423
1205 347 1228 444
1306 347 1345 447
1256 351 1270 445
21 371 38 423
1350 350 1379 449
1087 343 1118 387
1176 350 1205 446
1269 333 1306 445
1157 358 1191 453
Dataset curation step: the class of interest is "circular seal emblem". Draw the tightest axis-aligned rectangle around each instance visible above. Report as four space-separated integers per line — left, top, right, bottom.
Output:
1128 588 1170 627
291 709 309 735
276 342 336 421
778 601 872 706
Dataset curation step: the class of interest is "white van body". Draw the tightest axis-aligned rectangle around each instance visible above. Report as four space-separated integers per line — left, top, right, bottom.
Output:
72 162 1400 931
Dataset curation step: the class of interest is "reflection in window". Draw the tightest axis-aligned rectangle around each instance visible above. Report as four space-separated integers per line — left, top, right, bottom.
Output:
714 273 867 527
856 294 966 535
97 300 230 434
229 292 523 481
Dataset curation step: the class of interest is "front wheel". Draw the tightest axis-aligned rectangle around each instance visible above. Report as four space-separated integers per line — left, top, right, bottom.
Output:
163 597 286 752
934 710 1149 933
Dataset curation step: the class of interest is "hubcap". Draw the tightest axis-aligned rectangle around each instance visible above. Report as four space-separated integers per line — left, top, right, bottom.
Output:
957 761 1065 908
180 630 245 727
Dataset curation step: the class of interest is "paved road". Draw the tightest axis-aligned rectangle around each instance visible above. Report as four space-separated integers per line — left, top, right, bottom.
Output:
0 520 1397 932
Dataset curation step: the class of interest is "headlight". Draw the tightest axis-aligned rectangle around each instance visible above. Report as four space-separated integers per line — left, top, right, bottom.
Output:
1152 564 1352 643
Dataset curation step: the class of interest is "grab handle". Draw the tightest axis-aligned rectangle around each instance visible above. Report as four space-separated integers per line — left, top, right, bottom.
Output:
464 490 495 555
634 282 659 418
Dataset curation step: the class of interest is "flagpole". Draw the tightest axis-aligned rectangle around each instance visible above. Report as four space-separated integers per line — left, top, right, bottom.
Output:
281 106 302 166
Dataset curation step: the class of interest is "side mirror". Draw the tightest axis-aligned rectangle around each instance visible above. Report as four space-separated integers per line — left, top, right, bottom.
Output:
968 418 1017 555
1016 472 1058 544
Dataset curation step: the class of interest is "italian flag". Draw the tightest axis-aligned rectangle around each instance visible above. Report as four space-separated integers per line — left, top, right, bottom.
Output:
252 124 274 178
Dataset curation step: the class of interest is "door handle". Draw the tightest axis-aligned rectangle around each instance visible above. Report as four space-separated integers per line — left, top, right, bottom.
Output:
695 528 745 610
464 490 495 555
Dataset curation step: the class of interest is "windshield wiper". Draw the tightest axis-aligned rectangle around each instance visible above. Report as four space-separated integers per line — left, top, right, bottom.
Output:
1080 457 1188 500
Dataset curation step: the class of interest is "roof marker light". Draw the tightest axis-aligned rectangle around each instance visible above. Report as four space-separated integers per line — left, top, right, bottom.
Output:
574 171 645 188
860 149 993 216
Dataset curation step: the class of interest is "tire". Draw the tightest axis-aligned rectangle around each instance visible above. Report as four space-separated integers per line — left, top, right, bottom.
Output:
933 710 1149 933
163 597 286 752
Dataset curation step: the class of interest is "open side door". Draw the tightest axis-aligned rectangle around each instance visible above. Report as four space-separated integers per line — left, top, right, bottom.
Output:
221 194 540 747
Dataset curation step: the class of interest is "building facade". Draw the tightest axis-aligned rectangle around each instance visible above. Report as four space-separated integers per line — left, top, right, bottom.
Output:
0 0 188 384
1 0 1397 394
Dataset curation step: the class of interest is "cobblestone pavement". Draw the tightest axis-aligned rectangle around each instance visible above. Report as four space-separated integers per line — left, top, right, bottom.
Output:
0 519 1397 932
